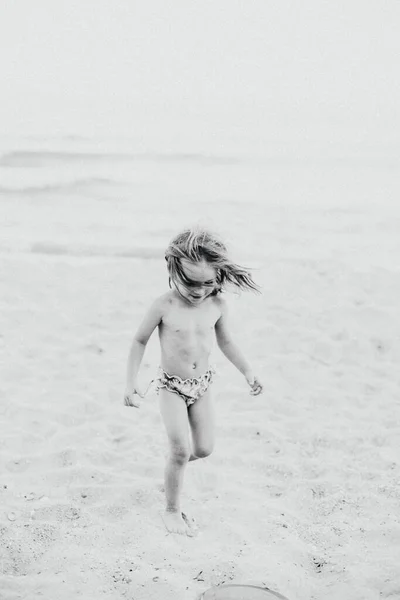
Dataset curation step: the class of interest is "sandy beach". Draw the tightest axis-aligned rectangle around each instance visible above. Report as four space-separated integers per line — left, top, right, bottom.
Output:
0 137 400 600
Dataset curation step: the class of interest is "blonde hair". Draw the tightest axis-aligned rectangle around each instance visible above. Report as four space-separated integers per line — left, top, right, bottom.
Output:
165 227 260 294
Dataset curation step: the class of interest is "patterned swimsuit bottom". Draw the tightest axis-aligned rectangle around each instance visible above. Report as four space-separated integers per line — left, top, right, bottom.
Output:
156 367 215 407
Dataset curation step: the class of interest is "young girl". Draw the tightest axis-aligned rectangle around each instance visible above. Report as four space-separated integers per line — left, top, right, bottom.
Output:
124 227 263 536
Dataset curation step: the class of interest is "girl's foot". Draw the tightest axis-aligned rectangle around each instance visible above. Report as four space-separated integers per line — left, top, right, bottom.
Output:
182 511 198 534
162 510 195 536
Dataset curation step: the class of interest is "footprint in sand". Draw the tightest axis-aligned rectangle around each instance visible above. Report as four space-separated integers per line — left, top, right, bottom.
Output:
5 458 31 473
308 339 343 366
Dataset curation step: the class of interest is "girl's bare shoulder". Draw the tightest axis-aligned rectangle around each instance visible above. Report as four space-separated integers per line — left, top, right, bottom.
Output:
154 290 179 312
212 293 228 315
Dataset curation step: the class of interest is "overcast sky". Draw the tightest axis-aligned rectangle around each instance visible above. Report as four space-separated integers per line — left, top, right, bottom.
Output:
1 0 399 143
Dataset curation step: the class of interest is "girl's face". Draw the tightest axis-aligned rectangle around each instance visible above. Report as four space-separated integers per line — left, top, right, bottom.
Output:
173 259 218 305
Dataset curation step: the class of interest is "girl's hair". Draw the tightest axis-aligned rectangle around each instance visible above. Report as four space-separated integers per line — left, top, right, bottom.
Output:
165 227 260 294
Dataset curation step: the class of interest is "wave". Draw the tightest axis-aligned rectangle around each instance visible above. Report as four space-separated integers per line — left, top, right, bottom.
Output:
0 151 132 166
0 149 243 168
0 177 120 195
1 148 397 170
29 242 162 259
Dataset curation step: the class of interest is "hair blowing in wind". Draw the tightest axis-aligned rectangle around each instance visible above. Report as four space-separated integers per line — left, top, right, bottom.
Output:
165 228 260 293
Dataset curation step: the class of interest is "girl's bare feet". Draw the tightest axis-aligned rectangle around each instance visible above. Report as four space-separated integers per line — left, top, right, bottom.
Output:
162 510 195 536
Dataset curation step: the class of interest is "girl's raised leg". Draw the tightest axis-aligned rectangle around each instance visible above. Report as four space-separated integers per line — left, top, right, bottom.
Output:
188 389 215 460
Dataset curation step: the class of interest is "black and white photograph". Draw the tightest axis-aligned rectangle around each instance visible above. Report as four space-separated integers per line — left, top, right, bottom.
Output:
1 2 399 599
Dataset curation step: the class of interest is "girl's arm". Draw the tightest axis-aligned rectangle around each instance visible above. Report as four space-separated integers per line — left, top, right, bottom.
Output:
126 296 164 392
215 298 263 395
214 297 253 380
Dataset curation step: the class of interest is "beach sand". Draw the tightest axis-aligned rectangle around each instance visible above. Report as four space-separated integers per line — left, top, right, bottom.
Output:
1 144 400 600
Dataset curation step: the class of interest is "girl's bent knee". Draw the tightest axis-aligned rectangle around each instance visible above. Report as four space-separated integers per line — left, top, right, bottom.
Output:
194 446 213 459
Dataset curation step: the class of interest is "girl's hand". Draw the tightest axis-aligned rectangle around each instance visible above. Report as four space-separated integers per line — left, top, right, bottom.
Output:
245 373 263 396
124 383 144 408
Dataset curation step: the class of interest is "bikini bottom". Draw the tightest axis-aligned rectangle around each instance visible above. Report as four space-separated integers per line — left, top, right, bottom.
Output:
156 366 215 407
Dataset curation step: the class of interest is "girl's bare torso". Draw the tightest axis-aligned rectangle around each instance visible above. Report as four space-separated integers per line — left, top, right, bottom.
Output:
158 292 222 379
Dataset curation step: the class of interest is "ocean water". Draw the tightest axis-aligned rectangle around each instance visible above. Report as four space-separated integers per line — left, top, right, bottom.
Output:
1 136 399 269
